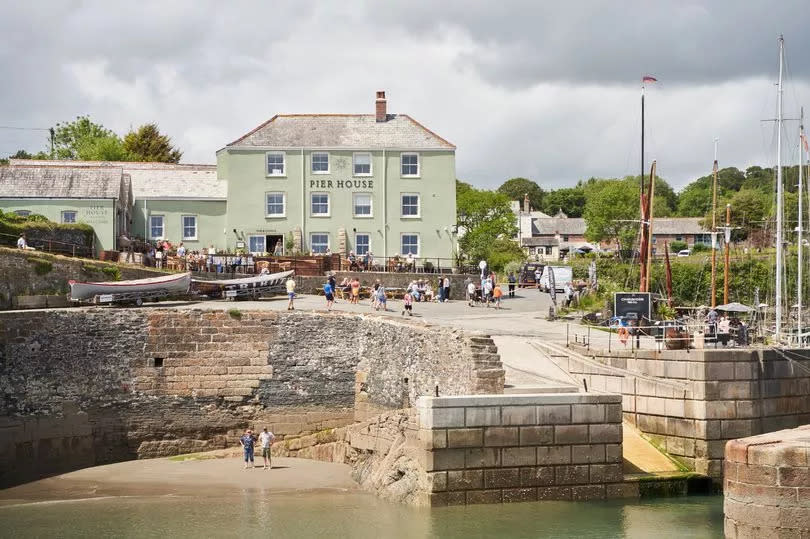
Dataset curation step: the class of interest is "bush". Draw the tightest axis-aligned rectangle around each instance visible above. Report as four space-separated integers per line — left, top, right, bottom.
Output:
669 241 687 253
692 243 711 253
503 260 523 277
228 309 242 319
101 266 121 280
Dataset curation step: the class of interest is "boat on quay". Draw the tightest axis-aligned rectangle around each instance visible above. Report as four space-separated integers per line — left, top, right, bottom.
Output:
191 269 293 300
69 272 192 306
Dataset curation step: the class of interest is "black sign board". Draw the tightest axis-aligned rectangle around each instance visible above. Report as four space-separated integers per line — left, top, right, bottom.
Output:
614 292 651 321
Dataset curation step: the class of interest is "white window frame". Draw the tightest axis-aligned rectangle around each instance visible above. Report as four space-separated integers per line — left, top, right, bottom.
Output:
354 232 371 256
149 215 165 240
401 152 420 177
310 192 330 217
310 232 329 254
311 151 330 174
13 210 31 217
401 233 420 256
265 192 286 218
181 215 198 241
248 235 266 255
352 152 372 176
401 192 421 218
266 151 286 177
352 192 373 218
61 210 77 224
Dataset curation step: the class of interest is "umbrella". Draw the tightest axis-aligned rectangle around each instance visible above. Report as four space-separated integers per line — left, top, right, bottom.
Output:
716 302 753 313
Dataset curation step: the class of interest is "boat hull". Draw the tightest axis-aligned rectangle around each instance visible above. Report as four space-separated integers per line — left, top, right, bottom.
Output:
69 272 191 301
191 270 293 297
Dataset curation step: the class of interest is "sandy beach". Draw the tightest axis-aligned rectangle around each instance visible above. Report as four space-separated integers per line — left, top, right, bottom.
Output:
0 455 358 505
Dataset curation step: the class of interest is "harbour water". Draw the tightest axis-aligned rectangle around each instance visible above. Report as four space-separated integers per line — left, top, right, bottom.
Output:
1 491 723 538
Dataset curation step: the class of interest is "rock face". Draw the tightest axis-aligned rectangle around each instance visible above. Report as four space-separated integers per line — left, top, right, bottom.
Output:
0 308 502 488
724 426 810 538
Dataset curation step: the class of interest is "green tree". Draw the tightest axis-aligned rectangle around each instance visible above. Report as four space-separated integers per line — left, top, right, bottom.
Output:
52 115 123 160
497 177 544 211
123 123 182 163
541 186 586 217
456 182 519 268
1 149 50 165
583 178 639 253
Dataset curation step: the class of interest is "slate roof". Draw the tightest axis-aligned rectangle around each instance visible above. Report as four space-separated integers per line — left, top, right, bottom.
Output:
531 217 706 236
8 159 225 200
0 166 124 199
225 114 455 150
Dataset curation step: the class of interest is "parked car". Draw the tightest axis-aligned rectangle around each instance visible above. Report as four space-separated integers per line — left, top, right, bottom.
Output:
677 249 691 257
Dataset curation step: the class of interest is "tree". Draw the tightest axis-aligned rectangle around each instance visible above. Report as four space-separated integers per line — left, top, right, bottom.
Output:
456 182 520 268
497 177 544 211
52 115 122 160
541 186 586 217
583 178 639 253
1 149 50 165
123 123 182 163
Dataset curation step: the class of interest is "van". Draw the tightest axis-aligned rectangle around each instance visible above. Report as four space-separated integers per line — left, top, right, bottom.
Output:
538 265 572 292
677 249 691 257
519 263 545 288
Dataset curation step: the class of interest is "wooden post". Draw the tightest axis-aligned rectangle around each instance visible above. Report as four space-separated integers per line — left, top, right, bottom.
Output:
646 161 657 290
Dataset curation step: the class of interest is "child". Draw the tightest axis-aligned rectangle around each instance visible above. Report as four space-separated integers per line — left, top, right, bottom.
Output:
467 280 476 307
402 291 413 316
376 284 387 311
324 280 334 311
371 280 381 310
351 278 360 305
493 283 503 309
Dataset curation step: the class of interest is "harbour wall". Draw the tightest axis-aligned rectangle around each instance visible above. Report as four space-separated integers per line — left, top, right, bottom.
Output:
566 344 810 480
0 308 503 488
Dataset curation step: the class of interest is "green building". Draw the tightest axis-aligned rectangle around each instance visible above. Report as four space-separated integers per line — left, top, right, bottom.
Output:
217 91 458 262
0 165 132 251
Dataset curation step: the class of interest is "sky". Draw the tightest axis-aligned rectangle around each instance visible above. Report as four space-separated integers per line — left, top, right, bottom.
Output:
1 1 809 191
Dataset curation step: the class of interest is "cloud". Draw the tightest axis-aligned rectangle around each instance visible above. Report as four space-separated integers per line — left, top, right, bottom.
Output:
0 1 807 191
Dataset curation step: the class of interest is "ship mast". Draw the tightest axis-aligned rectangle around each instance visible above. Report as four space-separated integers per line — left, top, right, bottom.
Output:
776 35 785 340
799 107 805 343
711 139 719 308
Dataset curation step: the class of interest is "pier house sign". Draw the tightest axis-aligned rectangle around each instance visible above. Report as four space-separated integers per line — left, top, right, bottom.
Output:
309 179 374 189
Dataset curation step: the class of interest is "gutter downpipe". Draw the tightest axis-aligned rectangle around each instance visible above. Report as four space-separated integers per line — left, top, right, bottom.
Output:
383 148 387 258
301 148 305 252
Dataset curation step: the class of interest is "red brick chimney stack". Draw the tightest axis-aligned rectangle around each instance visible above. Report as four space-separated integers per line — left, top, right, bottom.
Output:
375 91 387 122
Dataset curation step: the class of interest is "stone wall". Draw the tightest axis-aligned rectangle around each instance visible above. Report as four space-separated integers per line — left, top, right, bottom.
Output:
724 426 810 538
415 393 628 505
566 344 810 480
0 247 169 309
0 308 501 487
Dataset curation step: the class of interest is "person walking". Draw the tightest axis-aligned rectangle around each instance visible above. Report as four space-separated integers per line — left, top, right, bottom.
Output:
259 428 275 470
442 276 451 302
493 283 503 309
467 280 476 307
286 276 296 310
376 283 387 311
370 279 381 310
324 279 335 311
351 277 360 305
437 277 444 303
240 429 256 469
327 272 337 301
483 277 493 308
402 290 414 317
508 272 517 298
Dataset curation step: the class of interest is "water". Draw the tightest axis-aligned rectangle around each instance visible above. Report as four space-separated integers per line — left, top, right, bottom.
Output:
0 492 723 538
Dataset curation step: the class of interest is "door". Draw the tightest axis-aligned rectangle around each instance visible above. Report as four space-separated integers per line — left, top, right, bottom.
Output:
266 234 284 255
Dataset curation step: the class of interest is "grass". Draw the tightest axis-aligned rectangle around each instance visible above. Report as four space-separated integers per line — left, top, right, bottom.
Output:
227 309 242 319
167 453 218 462
27 257 53 275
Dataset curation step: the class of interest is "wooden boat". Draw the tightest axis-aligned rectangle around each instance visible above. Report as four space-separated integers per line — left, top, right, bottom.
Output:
191 270 294 299
69 272 191 303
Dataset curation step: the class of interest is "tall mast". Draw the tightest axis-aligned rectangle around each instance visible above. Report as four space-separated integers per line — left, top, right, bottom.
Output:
640 83 647 291
724 203 731 305
776 35 785 340
646 162 657 290
711 139 719 308
799 106 804 344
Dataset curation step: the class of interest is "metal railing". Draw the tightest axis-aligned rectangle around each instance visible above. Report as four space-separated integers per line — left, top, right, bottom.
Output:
567 321 752 352
0 232 93 258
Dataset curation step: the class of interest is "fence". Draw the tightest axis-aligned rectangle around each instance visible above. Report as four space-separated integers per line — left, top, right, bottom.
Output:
0 232 93 258
566 321 751 352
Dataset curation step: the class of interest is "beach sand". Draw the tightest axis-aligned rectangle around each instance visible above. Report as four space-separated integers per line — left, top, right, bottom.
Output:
0 454 358 505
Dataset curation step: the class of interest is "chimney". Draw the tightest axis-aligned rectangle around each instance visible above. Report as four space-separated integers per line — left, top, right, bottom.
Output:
523 193 530 213
375 90 387 122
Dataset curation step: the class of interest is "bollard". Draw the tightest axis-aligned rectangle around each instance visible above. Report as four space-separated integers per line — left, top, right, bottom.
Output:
566 324 569 347
587 325 591 351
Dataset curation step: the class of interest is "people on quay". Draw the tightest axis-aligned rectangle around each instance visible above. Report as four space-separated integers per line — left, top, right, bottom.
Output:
371 279 381 310
239 428 256 470
436 276 444 302
274 240 283 256
402 289 414 317
327 272 337 299
259 427 275 470
507 272 517 298
364 250 373 271
442 276 451 302
17 233 27 249
286 276 296 310
423 281 434 302
718 315 731 346
347 251 357 271
493 283 503 309
177 242 186 258
340 277 351 300
350 277 361 304
482 276 493 307
406 252 415 272
534 267 542 288
324 279 335 311
467 280 477 307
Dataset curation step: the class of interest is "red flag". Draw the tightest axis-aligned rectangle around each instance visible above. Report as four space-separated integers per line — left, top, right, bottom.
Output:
642 75 658 83
802 134 809 153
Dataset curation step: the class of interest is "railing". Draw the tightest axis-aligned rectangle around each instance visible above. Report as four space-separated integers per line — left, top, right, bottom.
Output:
0 232 93 258
566 321 752 352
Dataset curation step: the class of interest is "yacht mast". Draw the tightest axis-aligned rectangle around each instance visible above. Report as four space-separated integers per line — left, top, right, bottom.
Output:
799 106 805 344
776 35 785 340
711 139 719 308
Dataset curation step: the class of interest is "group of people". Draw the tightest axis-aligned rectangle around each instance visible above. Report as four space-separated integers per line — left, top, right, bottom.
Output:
706 309 749 346
238 427 276 469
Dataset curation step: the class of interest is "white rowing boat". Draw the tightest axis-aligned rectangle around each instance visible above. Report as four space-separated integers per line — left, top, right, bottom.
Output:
69 272 191 302
191 270 293 297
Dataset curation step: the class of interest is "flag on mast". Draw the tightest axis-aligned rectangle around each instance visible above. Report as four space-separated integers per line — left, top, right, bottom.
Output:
802 134 809 153
642 75 658 84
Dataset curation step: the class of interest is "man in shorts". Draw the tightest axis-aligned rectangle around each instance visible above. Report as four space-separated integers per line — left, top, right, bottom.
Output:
286 277 296 310
324 279 334 311
240 428 256 469
259 427 275 470
402 290 413 316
